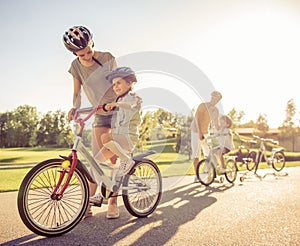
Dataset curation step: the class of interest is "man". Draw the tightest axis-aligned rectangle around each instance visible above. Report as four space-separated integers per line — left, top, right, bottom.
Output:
191 91 222 181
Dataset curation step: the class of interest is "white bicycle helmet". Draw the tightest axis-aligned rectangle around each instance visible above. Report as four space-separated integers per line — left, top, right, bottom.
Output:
106 67 137 83
63 26 93 52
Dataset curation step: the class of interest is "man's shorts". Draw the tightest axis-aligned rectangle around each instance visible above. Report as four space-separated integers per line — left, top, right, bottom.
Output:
191 131 209 158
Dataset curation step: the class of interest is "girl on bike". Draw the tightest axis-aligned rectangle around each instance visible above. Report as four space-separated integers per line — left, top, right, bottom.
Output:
211 115 235 173
101 67 142 175
93 67 142 218
63 26 118 218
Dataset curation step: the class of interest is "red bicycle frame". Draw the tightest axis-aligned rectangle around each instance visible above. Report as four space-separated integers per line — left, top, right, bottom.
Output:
52 106 103 197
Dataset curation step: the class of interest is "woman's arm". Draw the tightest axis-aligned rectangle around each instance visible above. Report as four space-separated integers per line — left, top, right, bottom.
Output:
72 77 81 108
68 77 81 120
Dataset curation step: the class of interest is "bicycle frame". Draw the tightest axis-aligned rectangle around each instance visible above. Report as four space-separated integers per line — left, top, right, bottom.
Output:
206 135 230 168
53 106 119 198
254 137 282 165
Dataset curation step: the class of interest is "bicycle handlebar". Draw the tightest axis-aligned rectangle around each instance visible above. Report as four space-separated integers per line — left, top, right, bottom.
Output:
73 105 103 124
252 135 278 145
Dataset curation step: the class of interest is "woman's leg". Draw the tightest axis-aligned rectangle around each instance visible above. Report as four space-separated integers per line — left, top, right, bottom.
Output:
90 127 111 196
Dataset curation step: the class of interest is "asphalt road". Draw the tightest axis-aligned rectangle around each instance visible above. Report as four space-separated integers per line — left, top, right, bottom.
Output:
1 167 300 245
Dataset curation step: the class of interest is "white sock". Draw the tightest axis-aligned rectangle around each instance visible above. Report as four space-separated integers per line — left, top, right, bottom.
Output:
94 147 106 162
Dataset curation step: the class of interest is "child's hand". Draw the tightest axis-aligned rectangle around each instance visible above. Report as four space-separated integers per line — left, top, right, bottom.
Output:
105 102 118 111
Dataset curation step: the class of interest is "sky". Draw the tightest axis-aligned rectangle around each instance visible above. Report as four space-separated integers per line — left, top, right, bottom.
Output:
1 0 300 127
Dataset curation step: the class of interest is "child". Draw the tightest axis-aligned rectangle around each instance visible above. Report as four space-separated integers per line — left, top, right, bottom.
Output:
90 67 142 219
211 115 235 173
97 66 142 176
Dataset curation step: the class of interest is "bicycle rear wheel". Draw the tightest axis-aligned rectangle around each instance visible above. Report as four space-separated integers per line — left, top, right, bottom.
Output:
196 159 216 186
17 159 89 237
246 151 257 171
122 159 162 217
272 151 286 171
224 159 238 183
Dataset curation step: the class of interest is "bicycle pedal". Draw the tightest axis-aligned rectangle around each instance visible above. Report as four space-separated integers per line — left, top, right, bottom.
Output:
89 201 102 207
89 197 108 207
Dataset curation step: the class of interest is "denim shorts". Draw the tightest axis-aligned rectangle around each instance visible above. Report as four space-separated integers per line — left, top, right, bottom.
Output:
93 114 113 128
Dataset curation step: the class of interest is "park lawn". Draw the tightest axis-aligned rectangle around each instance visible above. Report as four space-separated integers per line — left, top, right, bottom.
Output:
0 147 70 165
1 145 299 192
1 160 298 192
0 168 31 192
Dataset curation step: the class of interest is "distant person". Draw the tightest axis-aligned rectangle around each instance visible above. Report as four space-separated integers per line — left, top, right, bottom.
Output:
63 25 118 218
210 115 235 173
191 91 222 181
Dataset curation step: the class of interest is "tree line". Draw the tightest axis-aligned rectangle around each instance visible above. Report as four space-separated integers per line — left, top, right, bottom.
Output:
0 105 73 148
1 99 299 152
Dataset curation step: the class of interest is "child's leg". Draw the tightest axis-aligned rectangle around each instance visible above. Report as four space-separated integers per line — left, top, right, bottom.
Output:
211 149 219 167
94 145 115 163
220 154 225 169
102 133 133 163
220 148 230 169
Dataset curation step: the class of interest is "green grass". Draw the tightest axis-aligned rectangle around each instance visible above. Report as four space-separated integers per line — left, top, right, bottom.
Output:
0 168 31 192
0 147 70 165
1 141 300 192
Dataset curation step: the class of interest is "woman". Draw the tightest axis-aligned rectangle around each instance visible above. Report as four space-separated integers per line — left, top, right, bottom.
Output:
63 25 118 218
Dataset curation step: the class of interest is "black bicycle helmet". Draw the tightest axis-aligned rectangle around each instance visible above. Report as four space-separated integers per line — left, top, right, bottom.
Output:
63 26 93 52
106 67 137 83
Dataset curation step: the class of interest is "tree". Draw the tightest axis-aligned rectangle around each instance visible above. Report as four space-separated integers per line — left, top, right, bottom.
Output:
254 114 269 136
36 110 73 147
0 112 9 147
227 108 245 128
176 114 193 159
136 111 157 150
0 105 38 147
279 99 297 151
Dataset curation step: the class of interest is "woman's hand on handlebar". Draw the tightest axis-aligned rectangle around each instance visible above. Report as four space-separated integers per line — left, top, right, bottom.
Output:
68 108 76 121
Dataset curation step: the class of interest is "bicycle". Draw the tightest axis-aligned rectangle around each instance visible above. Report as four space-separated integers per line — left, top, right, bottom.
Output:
196 134 238 186
17 106 162 237
233 132 257 171
240 135 286 181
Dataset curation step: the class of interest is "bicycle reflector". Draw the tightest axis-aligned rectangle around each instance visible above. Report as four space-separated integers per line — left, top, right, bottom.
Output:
61 160 70 169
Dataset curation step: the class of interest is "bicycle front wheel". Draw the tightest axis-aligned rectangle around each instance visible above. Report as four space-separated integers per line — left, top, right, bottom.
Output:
272 151 286 171
17 159 89 237
224 159 238 183
122 159 162 217
196 159 216 186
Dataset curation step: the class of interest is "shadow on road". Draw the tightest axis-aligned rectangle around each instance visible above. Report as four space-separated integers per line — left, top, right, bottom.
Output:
4 181 234 246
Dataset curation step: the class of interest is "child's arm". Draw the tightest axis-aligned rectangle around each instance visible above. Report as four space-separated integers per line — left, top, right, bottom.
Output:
105 94 142 111
106 101 132 110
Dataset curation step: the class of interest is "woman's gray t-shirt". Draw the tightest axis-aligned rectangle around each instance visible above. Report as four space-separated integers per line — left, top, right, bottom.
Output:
68 51 117 115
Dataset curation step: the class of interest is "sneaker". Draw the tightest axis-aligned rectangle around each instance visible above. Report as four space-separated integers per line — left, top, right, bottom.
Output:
218 168 227 174
89 193 108 206
118 159 135 176
106 204 119 219
194 176 199 183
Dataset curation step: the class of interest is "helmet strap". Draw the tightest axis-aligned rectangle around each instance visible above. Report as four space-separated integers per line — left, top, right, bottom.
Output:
116 88 131 102
92 57 103 67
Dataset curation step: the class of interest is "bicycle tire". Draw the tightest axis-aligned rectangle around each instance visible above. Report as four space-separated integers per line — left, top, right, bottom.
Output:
246 151 257 171
17 158 89 237
122 159 162 217
196 159 216 186
272 151 286 172
224 159 238 183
